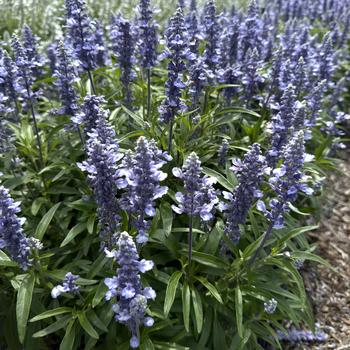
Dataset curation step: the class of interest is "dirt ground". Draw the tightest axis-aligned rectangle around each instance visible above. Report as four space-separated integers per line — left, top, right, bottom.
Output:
287 160 350 350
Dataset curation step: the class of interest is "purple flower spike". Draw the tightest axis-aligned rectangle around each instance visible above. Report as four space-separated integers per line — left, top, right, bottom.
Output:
0 185 31 270
73 94 107 134
159 7 192 124
137 0 158 69
22 25 44 78
202 0 221 76
222 144 266 244
104 231 155 348
172 152 219 222
11 34 35 105
267 85 297 167
110 16 136 108
51 272 80 298
53 42 79 118
0 50 19 113
64 0 107 72
117 137 171 244
258 131 313 230
77 109 122 244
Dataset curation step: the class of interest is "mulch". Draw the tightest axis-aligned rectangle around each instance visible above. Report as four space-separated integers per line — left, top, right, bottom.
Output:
286 159 350 350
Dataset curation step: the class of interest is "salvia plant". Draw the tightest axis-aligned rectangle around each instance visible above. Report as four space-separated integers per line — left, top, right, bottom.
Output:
0 0 349 349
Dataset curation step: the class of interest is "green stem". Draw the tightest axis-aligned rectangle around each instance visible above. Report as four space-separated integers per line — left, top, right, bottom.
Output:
77 126 84 147
202 89 209 115
28 97 44 167
168 119 174 154
188 213 193 268
147 68 152 120
87 70 97 95
248 209 282 267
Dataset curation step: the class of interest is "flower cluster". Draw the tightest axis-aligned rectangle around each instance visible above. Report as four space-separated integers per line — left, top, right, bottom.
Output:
240 0 261 62
186 0 200 55
53 42 79 117
221 144 266 244
77 115 122 244
0 185 30 270
317 32 334 84
159 7 192 124
117 137 171 243
217 139 229 166
172 152 219 221
73 94 107 133
277 327 328 343
202 0 221 76
47 42 57 73
264 298 278 314
258 132 313 229
0 50 19 113
306 80 327 127
51 272 80 298
218 67 240 105
240 48 264 105
137 0 158 69
11 34 35 105
64 0 106 71
110 16 136 108
92 20 110 67
267 85 297 166
22 25 44 78
104 231 155 349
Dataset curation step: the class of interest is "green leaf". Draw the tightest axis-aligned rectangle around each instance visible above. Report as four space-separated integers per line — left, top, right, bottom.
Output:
182 282 191 332
153 342 189 350
87 310 108 333
242 234 265 259
32 315 71 337
191 251 228 269
87 215 96 234
204 221 224 255
235 286 243 338
198 307 213 347
266 258 306 304
214 106 261 118
140 337 155 350
164 271 183 317
195 276 223 304
59 320 76 350
88 253 109 278
92 281 108 308
60 222 86 247
121 105 144 127
78 312 99 339
213 314 226 349
288 203 310 216
238 328 252 350
30 307 72 322
213 83 240 90
34 202 61 240
202 167 234 191
16 273 35 343
0 249 18 267
31 198 46 216
38 163 65 175
278 225 318 245
161 202 173 237
191 287 203 333
292 251 336 271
